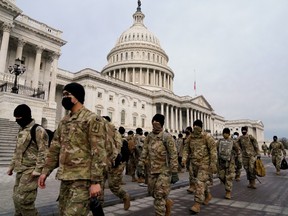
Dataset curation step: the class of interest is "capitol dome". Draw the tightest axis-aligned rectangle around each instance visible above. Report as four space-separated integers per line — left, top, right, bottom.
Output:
101 1 174 92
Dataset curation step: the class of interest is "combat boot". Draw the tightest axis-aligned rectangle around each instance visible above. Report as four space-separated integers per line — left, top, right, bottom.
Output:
132 176 137 182
123 194 130 210
203 193 212 205
225 191 231 199
235 174 240 182
276 170 280 175
187 183 195 194
248 179 256 189
165 198 174 216
190 202 201 214
137 177 145 183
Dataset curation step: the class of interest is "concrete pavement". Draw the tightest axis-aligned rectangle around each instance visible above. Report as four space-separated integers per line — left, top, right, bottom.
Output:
1 155 288 215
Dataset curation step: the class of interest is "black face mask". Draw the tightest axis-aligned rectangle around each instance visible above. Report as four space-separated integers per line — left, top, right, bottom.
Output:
62 97 75 110
16 117 32 128
242 131 247 135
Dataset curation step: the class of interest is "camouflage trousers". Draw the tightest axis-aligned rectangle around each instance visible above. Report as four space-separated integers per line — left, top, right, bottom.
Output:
99 163 128 203
242 156 256 180
148 171 171 216
13 170 39 216
272 154 282 171
58 180 90 216
263 149 268 156
218 160 236 192
191 164 211 204
128 153 139 177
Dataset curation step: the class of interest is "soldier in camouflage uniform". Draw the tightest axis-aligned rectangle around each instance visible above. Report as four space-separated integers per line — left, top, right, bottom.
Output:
268 136 286 175
137 114 179 216
236 126 260 189
182 120 217 214
135 127 146 184
38 83 108 216
99 118 131 210
7 104 49 216
262 142 268 156
232 132 242 181
217 128 241 199
127 130 138 182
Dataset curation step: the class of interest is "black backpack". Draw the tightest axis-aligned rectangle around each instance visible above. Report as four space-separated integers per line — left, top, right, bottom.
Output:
280 158 288 170
30 124 54 147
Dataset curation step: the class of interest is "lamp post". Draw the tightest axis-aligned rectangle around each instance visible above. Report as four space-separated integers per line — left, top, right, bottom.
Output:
8 58 26 94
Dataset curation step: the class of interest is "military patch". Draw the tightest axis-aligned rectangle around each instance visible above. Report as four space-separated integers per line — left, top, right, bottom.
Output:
92 121 100 133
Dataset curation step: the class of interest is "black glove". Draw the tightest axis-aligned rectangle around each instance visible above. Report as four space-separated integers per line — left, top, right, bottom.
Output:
171 172 179 184
113 153 122 168
90 197 104 216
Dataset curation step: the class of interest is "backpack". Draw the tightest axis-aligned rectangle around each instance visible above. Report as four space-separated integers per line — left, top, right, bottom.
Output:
280 158 288 170
255 158 266 177
30 124 55 147
218 139 234 161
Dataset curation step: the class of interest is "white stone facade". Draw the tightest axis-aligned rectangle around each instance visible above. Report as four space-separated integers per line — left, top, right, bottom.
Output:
0 1 264 140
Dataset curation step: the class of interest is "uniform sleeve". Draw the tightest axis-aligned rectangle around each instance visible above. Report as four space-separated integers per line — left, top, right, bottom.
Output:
34 127 49 174
280 142 286 156
167 135 178 173
42 125 61 176
207 135 217 166
182 137 190 162
250 135 260 155
138 135 149 168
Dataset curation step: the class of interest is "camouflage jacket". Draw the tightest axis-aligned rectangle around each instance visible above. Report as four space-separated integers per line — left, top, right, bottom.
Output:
9 120 49 174
216 138 242 164
42 107 108 183
138 131 178 174
182 129 217 168
268 141 286 156
236 134 260 157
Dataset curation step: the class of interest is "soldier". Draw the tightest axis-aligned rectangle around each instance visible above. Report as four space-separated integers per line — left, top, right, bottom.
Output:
217 128 241 199
7 104 49 216
137 114 179 216
181 120 217 214
236 126 261 189
268 136 286 175
99 118 130 210
135 127 145 183
127 130 138 182
176 133 184 173
38 82 108 216
232 132 242 181
262 142 268 156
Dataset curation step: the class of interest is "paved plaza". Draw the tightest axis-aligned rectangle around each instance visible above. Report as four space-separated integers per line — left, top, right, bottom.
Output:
1 156 288 216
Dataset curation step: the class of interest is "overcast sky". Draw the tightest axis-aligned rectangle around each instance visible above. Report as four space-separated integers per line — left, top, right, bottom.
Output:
16 0 288 140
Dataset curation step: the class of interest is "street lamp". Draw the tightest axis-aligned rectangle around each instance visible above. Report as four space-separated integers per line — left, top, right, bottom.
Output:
8 58 26 94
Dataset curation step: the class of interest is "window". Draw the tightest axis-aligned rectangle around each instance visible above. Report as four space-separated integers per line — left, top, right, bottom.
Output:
141 118 145 128
142 104 145 109
96 109 101 116
133 102 137 107
98 92 102 98
122 99 125 105
108 112 113 121
121 110 125 125
109 95 113 101
133 116 137 127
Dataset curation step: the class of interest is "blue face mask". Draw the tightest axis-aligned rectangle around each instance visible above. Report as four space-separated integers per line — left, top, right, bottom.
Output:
61 97 74 110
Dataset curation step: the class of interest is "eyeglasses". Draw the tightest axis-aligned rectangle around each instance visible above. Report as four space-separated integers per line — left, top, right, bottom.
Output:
62 92 73 98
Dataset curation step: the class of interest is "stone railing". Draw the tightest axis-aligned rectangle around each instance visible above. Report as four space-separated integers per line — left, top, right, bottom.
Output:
0 82 45 99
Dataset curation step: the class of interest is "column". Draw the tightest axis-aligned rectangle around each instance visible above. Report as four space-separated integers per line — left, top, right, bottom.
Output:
153 69 156 85
175 107 179 133
194 110 197 121
146 69 149 84
32 46 44 89
170 106 174 132
139 68 142 84
186 108 189 128
161 103 164 115
166 104 169 130
190 109 193 126
48 52 60 102
179 108 183 132
159 71 162 87
119 69 122 80
125 68 128 82
0 23 12 73
132 68 135 83
16 39 26 60
171 76 173 91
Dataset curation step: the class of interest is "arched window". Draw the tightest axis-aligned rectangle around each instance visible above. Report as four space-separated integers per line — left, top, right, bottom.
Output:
121 110 125 125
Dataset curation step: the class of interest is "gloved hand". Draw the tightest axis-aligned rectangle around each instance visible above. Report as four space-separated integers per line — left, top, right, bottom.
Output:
112 153 122 168
136 165 144 178
257 155 261 159
210 164 218 174
171 172 179 184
